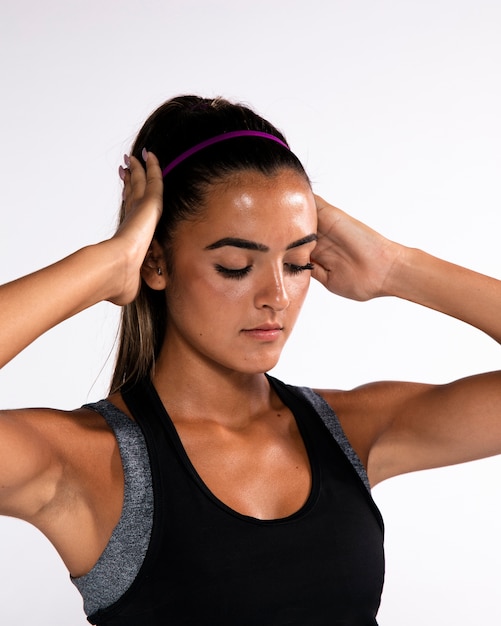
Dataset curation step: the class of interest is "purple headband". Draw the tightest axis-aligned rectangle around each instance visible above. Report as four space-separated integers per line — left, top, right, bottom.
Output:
161 130 290 177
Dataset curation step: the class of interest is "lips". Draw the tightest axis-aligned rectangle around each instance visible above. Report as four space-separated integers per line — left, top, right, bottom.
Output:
244 323 283 332
241 324 284 341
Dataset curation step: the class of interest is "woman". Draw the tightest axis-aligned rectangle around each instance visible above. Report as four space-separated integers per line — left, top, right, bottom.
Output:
0 95 500 625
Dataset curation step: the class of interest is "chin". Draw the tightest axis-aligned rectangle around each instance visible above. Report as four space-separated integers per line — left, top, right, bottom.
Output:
236 354 281 375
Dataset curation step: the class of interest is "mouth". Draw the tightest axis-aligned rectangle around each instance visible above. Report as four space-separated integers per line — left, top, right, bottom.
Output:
241 324 284 341
245 324 283 331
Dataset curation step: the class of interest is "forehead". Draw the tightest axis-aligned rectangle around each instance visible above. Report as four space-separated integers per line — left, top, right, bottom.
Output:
196 169 316 239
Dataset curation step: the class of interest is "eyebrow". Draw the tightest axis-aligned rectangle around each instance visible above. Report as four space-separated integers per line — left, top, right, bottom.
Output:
205 233 318 252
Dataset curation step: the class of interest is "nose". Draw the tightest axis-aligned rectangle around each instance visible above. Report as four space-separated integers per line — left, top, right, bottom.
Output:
254 265 290 311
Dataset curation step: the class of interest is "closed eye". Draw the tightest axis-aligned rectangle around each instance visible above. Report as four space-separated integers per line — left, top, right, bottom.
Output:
285 262 314 275
215 264 252 279
215 262 314 280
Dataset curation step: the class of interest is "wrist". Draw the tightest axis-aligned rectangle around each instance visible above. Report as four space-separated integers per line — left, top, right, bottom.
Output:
88 239 132 304
380 244 422 300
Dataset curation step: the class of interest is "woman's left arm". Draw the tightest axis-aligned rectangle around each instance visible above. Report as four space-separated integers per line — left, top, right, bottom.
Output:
312 196 501 485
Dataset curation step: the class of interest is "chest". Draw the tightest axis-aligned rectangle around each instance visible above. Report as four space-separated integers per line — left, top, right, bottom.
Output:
173 407 311 519
113 385 385 625
90 378 385 625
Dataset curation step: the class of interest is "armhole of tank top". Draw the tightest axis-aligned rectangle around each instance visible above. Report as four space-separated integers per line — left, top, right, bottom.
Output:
71 400 154 618
84 378 174 624
266 376 371 491
266 376 384 533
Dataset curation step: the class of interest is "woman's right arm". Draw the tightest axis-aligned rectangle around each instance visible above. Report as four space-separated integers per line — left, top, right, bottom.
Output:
0 244 125 368
0 152 163 369
0 153 162 522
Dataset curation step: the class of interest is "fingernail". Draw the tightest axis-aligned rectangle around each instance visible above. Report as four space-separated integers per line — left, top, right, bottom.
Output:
141 147 148 162
118 165 126 181
123 154 131 167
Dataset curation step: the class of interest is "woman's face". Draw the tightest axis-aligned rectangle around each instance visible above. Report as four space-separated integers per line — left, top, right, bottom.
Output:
162 168 317 375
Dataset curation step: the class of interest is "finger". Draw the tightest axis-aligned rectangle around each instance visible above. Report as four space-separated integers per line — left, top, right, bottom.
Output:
119 165 134 218
314 194 339 224
314 194 328 211
128 155 148 203
144 151 163 191
142 151 164 217
310 260 330 287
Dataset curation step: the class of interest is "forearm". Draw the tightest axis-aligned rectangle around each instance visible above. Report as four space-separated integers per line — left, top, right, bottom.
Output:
0 153 163 371
0 241 123 368
386 246 501 344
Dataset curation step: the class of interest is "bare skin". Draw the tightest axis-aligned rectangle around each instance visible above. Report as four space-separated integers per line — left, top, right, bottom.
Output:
1 152 500 581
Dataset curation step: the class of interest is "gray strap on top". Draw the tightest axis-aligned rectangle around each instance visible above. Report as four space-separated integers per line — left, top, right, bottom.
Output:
70 400 154 616
294 386 372 492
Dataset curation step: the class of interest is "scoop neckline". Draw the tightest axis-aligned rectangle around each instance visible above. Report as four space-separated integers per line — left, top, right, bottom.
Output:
150 376 320 525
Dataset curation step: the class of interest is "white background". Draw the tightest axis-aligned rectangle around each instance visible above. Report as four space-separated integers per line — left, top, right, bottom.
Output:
1 0 500 624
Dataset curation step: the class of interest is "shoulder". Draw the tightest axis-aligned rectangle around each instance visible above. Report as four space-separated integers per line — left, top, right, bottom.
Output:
0 403 130 574
2 404 119 458
312 380 433 475
0 404 120 519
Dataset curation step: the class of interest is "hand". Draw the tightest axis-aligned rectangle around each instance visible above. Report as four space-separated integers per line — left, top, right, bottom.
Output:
311 195 400 301
109 150 163 305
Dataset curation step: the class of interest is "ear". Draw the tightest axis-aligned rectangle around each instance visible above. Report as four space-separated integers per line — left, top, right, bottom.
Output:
141 239 169 290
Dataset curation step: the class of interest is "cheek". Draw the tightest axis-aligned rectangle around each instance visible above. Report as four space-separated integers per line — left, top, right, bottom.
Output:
178 271 254 307
287 274 311 303
187 263 261 301
211 279 253 301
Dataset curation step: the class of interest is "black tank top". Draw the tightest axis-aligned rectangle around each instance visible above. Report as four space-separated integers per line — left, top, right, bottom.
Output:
88 376 384 626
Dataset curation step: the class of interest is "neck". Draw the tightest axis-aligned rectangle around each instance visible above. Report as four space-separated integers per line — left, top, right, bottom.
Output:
152 344 275 427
